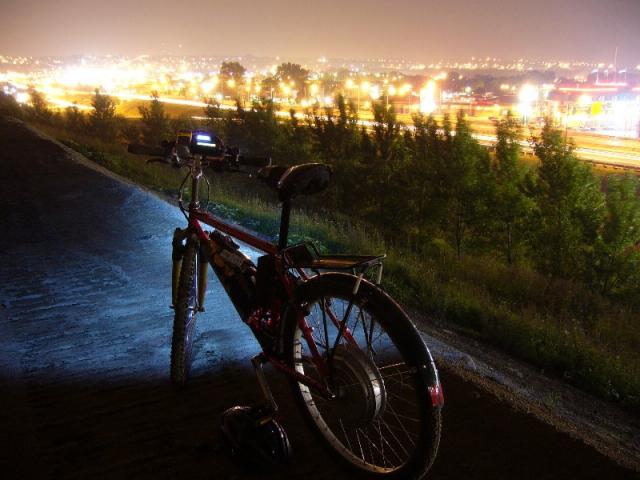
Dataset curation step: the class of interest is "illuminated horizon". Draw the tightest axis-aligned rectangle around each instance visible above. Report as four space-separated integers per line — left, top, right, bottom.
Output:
1 0 639 65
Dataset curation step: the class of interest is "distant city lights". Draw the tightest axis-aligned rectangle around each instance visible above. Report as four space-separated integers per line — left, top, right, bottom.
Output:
0 54 638 138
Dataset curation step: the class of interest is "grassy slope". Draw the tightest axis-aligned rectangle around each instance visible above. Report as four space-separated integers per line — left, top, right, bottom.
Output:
40 123 640 414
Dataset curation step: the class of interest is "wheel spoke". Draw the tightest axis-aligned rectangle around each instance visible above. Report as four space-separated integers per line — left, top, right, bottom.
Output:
375 419 411 460
354 427 365 462
291 282 440 476
359 425 406 466
339 418 353 452
385 402 419 445
387 391 419 408
321 296 329 353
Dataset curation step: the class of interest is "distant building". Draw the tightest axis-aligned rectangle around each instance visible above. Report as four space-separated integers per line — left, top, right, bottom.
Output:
546 76 640 138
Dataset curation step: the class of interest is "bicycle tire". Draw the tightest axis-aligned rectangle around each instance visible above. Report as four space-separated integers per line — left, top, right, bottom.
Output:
170 238 199 387
284 272 442 480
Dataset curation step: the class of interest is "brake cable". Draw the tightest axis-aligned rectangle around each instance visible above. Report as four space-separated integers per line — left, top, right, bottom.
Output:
177 170 190 220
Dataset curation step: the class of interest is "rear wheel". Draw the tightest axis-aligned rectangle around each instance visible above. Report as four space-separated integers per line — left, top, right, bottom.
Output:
285 273 442 479
170 239 199 387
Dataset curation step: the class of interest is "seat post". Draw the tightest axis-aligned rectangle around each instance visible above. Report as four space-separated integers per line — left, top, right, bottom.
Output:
278 200 291 251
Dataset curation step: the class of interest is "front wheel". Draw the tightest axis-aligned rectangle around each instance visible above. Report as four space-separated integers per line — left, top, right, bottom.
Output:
285 273 442 480
170 238 199 387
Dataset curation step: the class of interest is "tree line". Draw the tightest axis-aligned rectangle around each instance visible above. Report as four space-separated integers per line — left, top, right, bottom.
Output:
203 97 640 301
1 87 639 302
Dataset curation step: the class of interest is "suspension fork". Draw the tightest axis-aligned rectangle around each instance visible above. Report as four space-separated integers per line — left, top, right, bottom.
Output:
171 228 208 311
171 228 188 307
197 250 209 312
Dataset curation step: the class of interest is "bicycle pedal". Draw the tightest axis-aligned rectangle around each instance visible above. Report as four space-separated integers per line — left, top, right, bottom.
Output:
249 405 275 423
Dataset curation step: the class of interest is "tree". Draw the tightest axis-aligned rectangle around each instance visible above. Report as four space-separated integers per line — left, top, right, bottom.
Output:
225 99 282 156
171 115 199 135
220 61 246 80
276 109 315 165
65 104 85 133
491 111 533 264
406 113 449 245
28 88 51 122
203 98 226 136
138 92 170 145
309 95 359 166
89 89 117 141
365 102 409 230
117 117 141 145
307 95 362 212
276 63 309 99
532 120 605 278
0 92 23 118
443 111 492 258
589 175 640 295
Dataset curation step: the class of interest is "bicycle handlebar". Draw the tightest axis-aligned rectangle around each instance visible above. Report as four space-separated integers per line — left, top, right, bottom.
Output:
127 141 271 172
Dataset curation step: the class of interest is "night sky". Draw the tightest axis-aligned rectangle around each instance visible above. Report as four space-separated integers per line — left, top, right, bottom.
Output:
1 0 639 64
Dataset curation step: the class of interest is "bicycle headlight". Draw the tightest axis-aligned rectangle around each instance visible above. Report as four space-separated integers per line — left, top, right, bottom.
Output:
188 130 224 156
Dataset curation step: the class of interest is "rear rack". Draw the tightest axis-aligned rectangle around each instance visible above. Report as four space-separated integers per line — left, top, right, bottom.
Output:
283 243 385 276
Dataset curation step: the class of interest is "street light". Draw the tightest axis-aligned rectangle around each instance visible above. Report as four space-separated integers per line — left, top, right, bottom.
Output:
419 80 437 114
309 83 319 103
518 84 539 123
344 79 360 113
369 84 380 101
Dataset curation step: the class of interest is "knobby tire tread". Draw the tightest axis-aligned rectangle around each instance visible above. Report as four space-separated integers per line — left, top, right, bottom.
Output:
170 240 198 387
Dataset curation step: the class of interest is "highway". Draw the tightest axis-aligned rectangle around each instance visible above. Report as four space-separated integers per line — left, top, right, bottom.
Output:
26 85 640 171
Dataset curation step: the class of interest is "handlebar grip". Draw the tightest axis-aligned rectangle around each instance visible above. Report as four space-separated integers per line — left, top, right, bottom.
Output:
238 156 271 168
128 144 168 156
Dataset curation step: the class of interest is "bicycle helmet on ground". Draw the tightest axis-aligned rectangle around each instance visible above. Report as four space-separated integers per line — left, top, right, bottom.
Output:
220 405 292 471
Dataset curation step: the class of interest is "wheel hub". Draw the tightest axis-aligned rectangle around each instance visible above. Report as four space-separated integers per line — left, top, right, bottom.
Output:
330 344 387 428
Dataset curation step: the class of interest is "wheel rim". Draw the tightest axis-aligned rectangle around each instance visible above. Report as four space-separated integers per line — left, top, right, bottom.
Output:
293 295 425 473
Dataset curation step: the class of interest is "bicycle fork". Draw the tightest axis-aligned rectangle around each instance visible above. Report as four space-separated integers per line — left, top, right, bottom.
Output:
171 228 208 311
171 229 187 308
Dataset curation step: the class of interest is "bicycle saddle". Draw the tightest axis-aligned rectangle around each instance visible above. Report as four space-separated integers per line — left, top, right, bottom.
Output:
260 163 332 202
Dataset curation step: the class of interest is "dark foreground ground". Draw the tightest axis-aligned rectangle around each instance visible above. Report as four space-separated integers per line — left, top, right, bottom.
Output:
0 117 637 479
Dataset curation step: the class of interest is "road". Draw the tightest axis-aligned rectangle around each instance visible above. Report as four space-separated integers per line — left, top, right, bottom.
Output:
34 87 640 170
0 116 637 479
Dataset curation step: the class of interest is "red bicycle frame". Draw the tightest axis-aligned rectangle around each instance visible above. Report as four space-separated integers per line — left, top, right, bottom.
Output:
191 209 276 257
186 205 354 398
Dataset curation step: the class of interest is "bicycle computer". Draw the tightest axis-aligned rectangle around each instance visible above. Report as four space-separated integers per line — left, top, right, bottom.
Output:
177 130 224 157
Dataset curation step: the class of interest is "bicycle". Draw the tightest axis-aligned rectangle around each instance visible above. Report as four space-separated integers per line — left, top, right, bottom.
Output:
128 129 444 479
